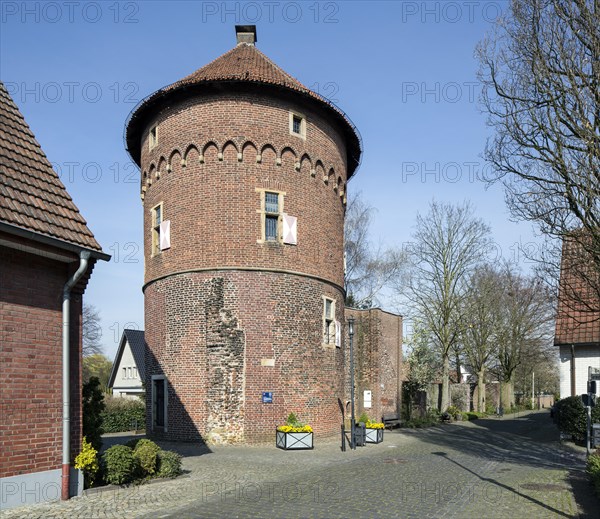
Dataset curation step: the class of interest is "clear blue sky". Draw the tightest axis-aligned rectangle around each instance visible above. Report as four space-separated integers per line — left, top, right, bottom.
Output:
1 1 540 359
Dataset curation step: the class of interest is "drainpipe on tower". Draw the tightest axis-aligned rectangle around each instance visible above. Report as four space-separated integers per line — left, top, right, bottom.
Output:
62 251 90 501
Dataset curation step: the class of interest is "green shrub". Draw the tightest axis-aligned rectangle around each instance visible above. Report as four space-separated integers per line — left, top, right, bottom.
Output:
102 445 137 485
358 412 370 424
82 377 105 452
125 438 142 449
586 449 600 496
555 396 587 441
157 450 182 478
446 406 461 420
133 440 161 476
101 397 146 433
463 411 485 421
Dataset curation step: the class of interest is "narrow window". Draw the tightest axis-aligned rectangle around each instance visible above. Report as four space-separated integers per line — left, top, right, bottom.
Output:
149 125 158 149
133 367 138 379
122 367 127 379
323 297 336 345
292 115 302 134
265 192 279 241
152 376 167 429
128 367 132 379
151 203 162 256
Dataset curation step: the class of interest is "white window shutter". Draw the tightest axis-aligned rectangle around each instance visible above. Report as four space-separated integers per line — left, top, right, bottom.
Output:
159 220 171 250
282 214 297 245
335 320 341 347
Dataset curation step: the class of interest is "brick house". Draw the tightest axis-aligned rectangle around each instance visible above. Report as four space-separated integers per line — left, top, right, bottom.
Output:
555 236 600 398
0 81 109 509
124 25 379 444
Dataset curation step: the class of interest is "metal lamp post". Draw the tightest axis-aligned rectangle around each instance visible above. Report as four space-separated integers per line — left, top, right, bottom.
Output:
348 317 355 450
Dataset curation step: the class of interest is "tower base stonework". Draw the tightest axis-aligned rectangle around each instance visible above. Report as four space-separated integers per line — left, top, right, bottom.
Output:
145 270 345 444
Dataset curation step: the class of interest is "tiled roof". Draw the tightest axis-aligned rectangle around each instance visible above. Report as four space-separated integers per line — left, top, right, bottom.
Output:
554 237 600 345
0 81 102 251
165 43 319 100
125 41 362 174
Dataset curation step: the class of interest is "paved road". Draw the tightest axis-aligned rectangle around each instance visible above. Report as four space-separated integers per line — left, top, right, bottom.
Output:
2 411 598 518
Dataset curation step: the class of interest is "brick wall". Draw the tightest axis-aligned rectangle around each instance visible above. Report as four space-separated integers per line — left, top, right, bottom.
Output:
345 308 403 423
0 247 83 478
145 271 345 444
140 91 348 290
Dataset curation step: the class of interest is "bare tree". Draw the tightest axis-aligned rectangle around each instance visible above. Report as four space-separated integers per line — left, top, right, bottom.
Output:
344 192 407 307
83 303 103 356
492 266 555 409
477 0 600 310
408 201 491 411
461 265 503 412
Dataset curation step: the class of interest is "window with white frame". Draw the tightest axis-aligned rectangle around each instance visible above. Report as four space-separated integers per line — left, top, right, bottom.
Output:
323 297 336 345
151 203 163 256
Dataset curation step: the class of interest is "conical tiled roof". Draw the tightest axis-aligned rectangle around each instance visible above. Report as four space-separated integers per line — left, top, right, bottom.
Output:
165 43 318 100
125 39 361 175
0 81 103 252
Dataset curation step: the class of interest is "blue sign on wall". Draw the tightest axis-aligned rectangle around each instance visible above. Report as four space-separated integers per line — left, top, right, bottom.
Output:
262 392 273 403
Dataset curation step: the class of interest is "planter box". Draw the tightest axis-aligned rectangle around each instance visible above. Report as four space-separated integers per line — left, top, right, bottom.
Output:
365 428 384 444
276 430 314 450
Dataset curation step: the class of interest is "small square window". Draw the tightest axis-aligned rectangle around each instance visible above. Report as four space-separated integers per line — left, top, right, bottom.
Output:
289 112 305 139
149 126 158 149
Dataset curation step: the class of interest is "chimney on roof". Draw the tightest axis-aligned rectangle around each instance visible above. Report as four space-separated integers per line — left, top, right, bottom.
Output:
235 25 257 46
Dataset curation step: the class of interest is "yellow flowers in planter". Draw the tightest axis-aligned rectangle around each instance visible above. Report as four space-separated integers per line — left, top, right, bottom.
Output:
277 424 313 433
365 420 384 429
277 412 312 433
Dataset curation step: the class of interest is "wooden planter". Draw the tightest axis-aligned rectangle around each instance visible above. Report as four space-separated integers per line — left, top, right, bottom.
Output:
365 428 384 444
276 430 314 450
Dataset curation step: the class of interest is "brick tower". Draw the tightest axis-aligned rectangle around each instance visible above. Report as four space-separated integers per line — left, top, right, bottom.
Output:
125 26 361 444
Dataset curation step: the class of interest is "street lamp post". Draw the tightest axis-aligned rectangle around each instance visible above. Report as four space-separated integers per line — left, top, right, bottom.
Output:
348 317 355 450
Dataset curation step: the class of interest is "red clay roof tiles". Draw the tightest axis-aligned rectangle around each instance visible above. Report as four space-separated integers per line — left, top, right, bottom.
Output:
554 237 600 345
0 81 102 251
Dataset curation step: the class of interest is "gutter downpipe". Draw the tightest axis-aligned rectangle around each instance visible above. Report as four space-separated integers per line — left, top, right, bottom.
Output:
62 251 90 501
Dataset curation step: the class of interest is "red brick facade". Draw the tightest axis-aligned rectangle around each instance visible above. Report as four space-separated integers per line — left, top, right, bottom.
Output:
0 246 83 478
346 308 403 422
128 33 360 443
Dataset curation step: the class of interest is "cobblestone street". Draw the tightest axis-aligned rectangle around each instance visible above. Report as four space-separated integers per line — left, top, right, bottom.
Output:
2 411 597 518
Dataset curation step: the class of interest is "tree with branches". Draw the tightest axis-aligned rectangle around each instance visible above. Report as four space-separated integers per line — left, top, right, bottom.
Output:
461 265 503 412
407 201 491 411
344 191 407 308
83 303 103 356
478 0 600 315
492 266 555 408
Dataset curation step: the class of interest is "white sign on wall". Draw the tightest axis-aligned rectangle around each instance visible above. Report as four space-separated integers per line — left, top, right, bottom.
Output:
364 390 372 409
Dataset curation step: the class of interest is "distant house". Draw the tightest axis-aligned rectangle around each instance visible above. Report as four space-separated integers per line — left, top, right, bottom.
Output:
554 236 600 398
0 81 109 509
109 329 146 398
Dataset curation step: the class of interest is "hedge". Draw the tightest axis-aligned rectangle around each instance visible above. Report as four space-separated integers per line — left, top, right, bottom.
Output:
101 396 145 433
